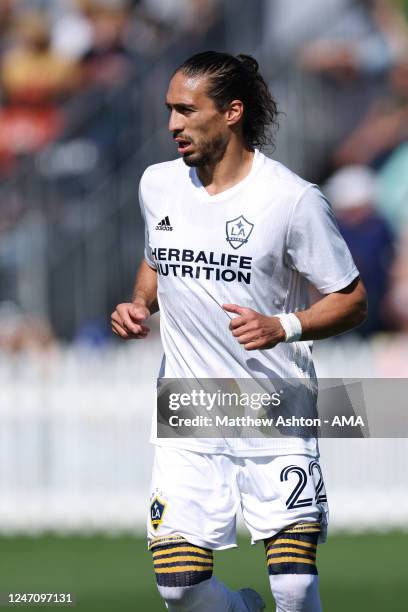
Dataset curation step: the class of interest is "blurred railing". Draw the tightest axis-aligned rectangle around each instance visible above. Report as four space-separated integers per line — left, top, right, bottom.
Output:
1 334 407 534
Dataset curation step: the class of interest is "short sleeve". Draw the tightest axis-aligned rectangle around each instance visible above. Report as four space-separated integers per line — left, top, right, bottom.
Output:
286 185 359 294
139 180 157 270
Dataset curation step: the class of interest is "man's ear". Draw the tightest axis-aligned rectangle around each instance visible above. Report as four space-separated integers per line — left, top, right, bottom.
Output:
225 99 244 127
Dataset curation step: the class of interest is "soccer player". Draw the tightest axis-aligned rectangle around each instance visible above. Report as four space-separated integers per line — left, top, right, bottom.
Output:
111 52 367 612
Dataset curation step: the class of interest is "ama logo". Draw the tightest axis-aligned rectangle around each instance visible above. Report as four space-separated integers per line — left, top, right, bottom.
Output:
226 216 254 250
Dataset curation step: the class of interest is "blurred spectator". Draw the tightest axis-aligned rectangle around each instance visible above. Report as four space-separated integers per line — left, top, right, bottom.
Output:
0 301 55 353
332 56 408 168
124 5 173 57
0 11 80 171
375 0 408 58
329 1 408 169
0 0 15 55
52 0 94 60
325 165 395 335
376 141 408 232
384 227 408 331
299 0 399 79
80 3 134 87
143 0 220 35
74 318 113 347
2 11 80 104
289 0 403 181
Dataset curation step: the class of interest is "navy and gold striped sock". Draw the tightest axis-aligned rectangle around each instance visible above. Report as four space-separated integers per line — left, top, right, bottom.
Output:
264 522 320 575
150 536 214 587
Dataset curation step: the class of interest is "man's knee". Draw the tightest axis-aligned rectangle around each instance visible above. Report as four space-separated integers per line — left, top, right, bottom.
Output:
157 582 213 611
269 574 321 612
264 523 322 611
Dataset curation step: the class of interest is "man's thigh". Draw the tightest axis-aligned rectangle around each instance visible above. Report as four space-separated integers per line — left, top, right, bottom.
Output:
238 454 329 544
147 446 241 550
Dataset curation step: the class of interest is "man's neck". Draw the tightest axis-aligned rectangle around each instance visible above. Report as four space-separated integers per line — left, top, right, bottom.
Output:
197 144 255 196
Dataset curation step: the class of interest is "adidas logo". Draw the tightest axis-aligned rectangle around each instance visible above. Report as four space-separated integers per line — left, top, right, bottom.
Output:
155 216 173 231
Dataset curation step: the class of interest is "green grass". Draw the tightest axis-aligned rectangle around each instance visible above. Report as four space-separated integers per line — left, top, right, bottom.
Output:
0 532 406 610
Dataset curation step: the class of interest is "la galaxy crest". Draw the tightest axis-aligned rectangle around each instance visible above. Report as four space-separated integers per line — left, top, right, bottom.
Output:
226 215 254 250
150 491 167 531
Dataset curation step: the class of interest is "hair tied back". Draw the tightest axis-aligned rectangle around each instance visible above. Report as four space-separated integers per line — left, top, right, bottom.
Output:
236 54 259 74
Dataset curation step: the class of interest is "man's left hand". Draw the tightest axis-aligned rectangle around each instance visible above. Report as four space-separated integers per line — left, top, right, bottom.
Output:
223 304 286 351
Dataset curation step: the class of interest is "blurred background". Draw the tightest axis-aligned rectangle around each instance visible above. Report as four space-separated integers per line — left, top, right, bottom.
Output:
0 0 407 610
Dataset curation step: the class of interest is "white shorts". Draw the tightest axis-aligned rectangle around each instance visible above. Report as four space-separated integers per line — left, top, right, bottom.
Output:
147 446 329 550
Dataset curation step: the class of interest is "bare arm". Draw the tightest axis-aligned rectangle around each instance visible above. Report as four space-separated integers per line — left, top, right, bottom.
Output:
295 278 367 340
131 259 159 314
223 278 368 351
111 260 158 340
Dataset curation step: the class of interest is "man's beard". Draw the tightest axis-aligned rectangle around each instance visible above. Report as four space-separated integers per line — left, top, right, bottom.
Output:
182 134 228 168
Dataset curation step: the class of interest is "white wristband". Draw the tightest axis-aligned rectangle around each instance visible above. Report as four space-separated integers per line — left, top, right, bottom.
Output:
275 313 302 342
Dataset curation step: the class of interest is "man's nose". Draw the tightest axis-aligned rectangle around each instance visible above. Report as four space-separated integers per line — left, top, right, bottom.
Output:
168 110 184 133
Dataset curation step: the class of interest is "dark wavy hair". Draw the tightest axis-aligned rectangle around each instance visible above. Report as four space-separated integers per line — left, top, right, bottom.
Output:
175 51 278 149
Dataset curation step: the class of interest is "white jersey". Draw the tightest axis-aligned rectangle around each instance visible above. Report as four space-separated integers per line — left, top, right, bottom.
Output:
139 150 359 456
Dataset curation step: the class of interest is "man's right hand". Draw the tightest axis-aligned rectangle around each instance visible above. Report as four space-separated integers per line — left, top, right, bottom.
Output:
111 303 151 340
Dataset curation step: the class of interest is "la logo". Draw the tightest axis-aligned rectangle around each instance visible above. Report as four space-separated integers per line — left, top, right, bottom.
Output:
150 496 167 531
226 215 254 250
